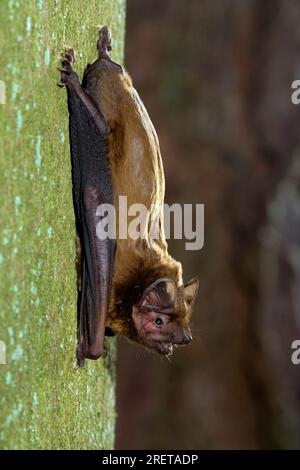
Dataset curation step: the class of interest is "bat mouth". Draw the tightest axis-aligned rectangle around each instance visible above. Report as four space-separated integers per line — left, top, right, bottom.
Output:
158 342 174 355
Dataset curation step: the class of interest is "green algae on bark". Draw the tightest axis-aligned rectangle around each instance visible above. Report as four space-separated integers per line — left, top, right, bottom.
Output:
0 0 125 450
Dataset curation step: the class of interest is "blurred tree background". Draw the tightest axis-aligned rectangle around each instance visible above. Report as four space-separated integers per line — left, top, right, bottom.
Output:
116 0 300 449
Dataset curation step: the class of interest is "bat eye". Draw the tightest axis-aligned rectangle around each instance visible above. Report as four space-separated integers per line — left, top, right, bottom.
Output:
155 317 163 326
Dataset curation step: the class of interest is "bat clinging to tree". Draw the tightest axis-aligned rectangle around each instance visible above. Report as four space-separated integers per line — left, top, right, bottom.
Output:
58 26 199 365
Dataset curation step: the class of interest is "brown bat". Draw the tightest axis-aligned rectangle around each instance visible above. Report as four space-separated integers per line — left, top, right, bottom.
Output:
58 26 199 365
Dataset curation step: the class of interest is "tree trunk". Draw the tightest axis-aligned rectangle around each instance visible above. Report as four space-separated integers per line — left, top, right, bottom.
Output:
0 0 125 450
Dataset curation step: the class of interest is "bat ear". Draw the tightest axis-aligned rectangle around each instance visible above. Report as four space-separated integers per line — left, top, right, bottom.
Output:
184 278 199 305
141 278 177 309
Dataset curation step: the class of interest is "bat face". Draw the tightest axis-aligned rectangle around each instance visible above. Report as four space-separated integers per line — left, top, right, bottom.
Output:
132 278 199 355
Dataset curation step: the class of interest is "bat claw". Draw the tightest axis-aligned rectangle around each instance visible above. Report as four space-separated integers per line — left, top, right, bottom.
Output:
95 26 123 74
97 25 112 59
57 67 70 74
58 47 78 88
64 46 76 64
57 69 79 88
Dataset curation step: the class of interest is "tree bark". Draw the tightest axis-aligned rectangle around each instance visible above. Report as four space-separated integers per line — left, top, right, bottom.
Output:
0 0 125 450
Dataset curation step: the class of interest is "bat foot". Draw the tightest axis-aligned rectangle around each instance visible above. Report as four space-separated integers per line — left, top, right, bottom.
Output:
94 26 123 74
57 47 79 88
97 25 112 59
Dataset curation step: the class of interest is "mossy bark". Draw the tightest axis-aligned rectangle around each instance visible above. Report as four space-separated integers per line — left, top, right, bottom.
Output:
0 0 125 450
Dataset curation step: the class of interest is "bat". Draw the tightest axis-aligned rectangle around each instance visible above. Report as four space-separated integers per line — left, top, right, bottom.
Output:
58 26 199 365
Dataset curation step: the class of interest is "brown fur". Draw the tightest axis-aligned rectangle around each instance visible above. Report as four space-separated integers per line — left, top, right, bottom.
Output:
83 53 198 352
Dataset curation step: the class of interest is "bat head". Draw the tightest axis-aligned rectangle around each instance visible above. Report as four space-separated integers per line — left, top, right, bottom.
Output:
132 277 199 355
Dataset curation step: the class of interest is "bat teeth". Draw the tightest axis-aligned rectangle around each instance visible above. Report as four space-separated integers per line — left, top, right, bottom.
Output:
162 342 174 355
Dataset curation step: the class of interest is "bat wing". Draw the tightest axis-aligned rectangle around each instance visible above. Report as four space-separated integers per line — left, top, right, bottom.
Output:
66 88 115 365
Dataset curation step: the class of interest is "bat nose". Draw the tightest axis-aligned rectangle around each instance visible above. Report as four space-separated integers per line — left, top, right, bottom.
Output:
182 332 192 344
177 329 192 345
